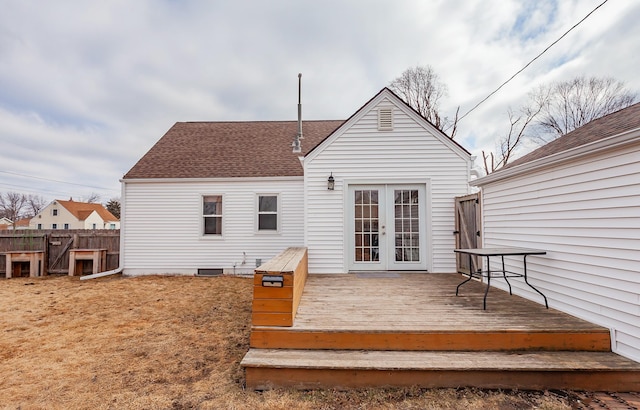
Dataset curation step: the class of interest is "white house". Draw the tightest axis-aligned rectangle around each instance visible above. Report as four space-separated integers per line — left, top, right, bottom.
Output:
472 102 640 363
31 199 120 230
121 88 472 275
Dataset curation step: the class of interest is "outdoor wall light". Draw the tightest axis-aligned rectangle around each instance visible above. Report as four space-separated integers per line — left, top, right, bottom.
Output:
327 173 335 190
262 275 284 288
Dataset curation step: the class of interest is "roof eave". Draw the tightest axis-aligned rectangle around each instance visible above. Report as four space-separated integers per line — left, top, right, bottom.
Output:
472 126 640 187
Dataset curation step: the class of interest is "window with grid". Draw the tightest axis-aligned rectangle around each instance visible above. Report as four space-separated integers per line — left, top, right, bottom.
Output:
203 195 223 235
394 189 420 262
354 189 380 262
258 195 278 231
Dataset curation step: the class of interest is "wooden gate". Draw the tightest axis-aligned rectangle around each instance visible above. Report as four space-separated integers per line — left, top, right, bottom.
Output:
454 193 481 274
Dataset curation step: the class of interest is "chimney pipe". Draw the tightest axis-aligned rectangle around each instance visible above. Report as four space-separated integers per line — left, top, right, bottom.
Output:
292 73 303 153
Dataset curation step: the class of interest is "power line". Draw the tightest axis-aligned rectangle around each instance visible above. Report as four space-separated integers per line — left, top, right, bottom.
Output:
0 170 119 192
0 182 79 198
451 0 609 128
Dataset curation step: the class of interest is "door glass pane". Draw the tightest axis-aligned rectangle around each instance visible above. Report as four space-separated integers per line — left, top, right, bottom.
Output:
394 189 420 262
354 189 380 262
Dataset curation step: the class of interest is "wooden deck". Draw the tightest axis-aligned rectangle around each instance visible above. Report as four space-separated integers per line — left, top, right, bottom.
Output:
242 273 640 391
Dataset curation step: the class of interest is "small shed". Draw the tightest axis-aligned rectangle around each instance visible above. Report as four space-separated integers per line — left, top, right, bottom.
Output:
472 102 640 363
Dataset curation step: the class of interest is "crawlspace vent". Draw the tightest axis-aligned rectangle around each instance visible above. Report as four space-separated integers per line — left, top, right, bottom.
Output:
197 268 223 276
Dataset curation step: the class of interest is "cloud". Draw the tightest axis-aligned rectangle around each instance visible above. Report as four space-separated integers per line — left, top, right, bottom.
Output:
0 0 638 200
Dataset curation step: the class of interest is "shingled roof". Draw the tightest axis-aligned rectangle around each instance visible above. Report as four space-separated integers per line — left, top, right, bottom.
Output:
124 120 344 179
57 200 119 222
504 102 640 169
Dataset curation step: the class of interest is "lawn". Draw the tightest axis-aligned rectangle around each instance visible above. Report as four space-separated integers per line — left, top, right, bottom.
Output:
0 274 576 409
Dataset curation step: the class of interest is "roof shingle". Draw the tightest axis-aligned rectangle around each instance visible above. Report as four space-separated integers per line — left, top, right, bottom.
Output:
124 120 344 179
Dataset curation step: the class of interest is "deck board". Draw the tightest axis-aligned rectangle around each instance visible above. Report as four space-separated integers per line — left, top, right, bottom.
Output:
263 273 606 332
243 349 640 371
244 273 640 391
243 349 640 391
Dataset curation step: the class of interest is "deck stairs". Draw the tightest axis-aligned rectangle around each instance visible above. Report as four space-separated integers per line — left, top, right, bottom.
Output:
241 273 640 391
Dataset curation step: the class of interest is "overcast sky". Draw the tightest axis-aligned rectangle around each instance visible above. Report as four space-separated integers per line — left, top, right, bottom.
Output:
1 0 638 204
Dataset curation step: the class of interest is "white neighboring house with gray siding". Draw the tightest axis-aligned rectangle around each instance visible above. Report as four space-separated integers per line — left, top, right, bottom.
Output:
472 102 640 363
120 88 471 276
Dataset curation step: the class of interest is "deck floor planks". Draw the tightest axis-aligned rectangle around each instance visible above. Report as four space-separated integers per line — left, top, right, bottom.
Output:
266 273 605 332
244 273 640 390
243 349 640 371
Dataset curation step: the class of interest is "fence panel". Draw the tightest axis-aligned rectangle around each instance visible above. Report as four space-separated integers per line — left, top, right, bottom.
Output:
0 230 120 276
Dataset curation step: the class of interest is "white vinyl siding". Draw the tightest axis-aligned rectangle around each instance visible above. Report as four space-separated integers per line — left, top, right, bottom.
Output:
304 94 470 273
479 142 640 363
122 178 304 275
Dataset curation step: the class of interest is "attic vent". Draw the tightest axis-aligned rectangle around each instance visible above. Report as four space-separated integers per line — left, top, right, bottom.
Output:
378 108 393 130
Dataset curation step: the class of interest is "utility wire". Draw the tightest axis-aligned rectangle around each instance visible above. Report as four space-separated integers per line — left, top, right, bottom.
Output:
450 0 609 128
0 170 119 192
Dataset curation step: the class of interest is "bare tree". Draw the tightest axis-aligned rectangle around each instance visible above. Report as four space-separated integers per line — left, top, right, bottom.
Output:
483 76 637 174
25 194 48 218
533 76 637 144
389 65 458 138
84 192 101 203
482 89 549 174
0 192 27 223
105 198 121 219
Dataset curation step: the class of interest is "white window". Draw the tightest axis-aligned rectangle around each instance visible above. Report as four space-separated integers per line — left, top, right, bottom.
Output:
203 195 223 235
257 195 278 231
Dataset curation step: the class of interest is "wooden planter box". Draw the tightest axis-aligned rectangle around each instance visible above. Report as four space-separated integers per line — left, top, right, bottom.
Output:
252 247 308 327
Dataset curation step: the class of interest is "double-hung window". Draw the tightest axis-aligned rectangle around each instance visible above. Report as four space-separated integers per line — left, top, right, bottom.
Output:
257 195 278 231
203 195 223 235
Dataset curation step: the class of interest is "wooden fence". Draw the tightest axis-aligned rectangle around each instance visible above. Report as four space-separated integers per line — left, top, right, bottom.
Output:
0 230 120 276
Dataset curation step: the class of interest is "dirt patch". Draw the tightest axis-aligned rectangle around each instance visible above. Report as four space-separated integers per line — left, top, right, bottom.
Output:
0 275 583 409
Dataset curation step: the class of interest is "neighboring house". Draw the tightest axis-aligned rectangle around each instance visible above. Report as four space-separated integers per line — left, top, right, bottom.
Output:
472 102 640 363
30 199 120 230
0 217 12 230
0 217 30 230
121 88 472 275
13 218 31 230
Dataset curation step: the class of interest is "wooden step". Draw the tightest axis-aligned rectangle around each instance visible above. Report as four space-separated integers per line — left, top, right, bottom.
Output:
242 349 640 391
250 328 611 352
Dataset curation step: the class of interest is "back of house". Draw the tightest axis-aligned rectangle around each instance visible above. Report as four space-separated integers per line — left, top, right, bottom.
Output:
120 88 472 276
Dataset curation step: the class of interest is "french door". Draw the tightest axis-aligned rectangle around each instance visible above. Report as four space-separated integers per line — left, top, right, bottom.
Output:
348 184 427 271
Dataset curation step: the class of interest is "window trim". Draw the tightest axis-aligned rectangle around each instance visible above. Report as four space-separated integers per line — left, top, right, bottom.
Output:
256 193 280 233
202 194 224 237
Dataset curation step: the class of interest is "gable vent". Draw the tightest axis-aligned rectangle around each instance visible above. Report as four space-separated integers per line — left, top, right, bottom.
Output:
378 107 393 131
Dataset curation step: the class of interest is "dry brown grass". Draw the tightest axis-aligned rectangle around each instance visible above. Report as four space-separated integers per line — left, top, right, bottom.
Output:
0 275 574 409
